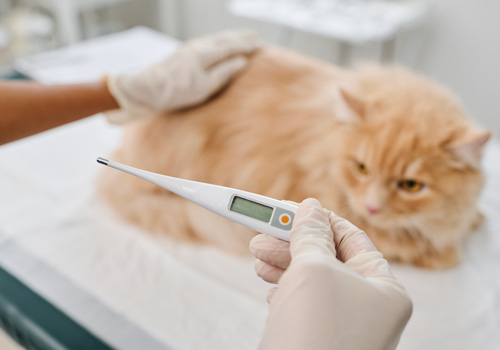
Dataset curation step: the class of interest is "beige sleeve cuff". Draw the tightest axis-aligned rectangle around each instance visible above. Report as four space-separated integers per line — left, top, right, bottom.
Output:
103 75 154 125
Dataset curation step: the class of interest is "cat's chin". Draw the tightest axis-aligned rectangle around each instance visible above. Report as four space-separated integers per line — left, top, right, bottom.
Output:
357 212 402 230
346 199 404 230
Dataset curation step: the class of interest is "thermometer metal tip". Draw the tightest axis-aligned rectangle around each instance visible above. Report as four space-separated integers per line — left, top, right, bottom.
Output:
96 157 109 166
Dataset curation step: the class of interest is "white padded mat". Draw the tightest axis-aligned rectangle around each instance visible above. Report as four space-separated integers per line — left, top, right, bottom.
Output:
0 116 271 350
1 27 499 350
0 115 499 350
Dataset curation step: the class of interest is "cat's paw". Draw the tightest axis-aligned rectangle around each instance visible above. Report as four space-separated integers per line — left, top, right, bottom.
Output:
469 210 485 231
413 245 461 269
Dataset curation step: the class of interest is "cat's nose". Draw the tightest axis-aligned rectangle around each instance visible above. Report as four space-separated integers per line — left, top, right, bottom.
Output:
365 205 381 215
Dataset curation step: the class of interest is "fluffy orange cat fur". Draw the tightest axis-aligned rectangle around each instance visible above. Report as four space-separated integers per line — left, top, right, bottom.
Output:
98 47 490 269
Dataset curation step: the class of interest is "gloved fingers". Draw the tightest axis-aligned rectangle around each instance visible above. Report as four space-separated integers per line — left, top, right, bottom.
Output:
187 30 258 69
254 259 286 284
250 234 291 269
266 287 279 304
207 55 248 94
328 213 378 263
289 198 337 262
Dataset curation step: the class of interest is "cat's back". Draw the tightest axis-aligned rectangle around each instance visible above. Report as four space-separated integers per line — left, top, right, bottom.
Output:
116 47 346 181
238 46 344 90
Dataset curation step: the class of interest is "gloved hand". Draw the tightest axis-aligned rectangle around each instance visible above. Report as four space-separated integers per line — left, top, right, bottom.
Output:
105 30 258 124
250 198 413 350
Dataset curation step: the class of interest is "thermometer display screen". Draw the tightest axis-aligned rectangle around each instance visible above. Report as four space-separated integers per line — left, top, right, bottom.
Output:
230 196 273 223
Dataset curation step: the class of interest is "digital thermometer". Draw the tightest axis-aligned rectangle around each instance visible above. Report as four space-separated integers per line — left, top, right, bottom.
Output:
97 158 297 241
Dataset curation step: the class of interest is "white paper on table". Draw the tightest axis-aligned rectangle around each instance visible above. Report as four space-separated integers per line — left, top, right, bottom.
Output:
14 26 180 84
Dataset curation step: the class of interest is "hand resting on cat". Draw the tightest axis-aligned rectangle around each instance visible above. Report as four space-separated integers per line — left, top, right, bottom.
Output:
97 46 490 269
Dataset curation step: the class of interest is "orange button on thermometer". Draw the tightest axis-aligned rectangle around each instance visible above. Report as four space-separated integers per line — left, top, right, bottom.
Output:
279 214 291 225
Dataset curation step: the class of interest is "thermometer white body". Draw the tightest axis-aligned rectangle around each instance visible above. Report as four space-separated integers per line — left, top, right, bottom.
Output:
97 158 297 241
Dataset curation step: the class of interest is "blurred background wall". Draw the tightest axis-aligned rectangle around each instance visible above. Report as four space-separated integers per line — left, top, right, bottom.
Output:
1 0 498 133
416 0 500 135
158 0 500 134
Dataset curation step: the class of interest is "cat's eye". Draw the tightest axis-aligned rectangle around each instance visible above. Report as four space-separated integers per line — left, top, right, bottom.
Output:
357 162 369 175
398 179 424 193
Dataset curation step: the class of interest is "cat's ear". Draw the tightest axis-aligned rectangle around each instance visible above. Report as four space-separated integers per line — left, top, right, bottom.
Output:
334 87 366 123
446 130 491 168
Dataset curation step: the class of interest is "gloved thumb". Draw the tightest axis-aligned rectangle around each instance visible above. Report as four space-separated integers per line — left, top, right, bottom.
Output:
329 214 378 263
289 198 337 263
207 55 248 93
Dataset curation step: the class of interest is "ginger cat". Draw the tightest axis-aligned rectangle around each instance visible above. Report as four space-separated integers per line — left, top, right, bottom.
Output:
98 47 490 269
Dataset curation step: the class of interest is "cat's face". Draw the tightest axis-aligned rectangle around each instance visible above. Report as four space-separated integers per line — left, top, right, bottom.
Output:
332 77 489 234
337 121 485 231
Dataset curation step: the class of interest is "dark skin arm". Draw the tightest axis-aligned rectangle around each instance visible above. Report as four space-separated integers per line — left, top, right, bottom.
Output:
0 80 119 145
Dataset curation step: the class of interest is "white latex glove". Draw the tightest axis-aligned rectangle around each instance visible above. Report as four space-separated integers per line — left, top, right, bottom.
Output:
106 30 258 123
250 198 413 350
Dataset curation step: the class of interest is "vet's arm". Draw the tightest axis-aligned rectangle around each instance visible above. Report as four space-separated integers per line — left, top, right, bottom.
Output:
0 30 258 145
251 198 413 350
0 80 118 145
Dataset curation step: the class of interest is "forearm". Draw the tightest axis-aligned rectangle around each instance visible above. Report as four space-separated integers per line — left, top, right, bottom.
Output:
0 80 119 145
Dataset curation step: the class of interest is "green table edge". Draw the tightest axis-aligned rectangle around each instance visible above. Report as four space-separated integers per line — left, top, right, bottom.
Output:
0 266 114 350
